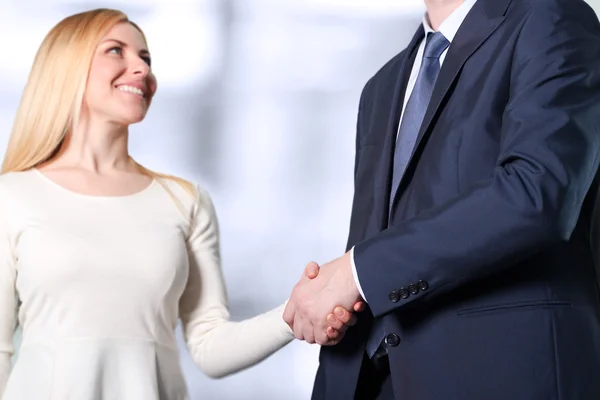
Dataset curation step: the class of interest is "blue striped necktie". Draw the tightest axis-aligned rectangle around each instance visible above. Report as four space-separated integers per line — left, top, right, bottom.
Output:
366 31 450 358
389 31 451 206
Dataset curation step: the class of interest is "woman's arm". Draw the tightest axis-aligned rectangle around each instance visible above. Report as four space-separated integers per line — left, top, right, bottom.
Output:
179 187 350 379
0 206 18 395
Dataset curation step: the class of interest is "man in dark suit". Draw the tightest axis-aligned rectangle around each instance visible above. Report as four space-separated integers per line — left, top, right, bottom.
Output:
284 0 600 398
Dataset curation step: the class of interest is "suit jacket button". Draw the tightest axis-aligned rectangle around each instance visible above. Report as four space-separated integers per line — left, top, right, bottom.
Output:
389 290 400 303
385 333 400 347
408 283 419 295
399 288 410 299
418 280 429 291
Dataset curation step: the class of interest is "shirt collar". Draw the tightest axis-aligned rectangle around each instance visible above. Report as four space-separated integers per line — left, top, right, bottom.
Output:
422 0 478 43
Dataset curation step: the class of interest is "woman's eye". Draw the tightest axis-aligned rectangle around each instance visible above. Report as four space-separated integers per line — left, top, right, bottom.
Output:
142 56 152 67
108 46 122 55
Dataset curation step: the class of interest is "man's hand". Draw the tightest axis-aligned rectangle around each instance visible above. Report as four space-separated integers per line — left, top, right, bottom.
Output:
301 261 364 343
284 252 362 345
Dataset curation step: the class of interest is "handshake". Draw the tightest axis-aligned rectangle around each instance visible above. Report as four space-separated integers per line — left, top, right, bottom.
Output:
283 252 364 346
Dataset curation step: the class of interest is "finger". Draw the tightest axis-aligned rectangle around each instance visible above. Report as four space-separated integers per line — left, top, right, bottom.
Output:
301 261 319 280
282 301 295 326
315 318 334 345
326 326 340 339
315 328 332 346
333 307 354 325
296 312 315 344
321 325 345 346
346 313 358 326
326 326 341 343
326 313 345 331
293 314 304 341
321 338 340 346
326 335 342 345
303 320 315 344
304 262 320 280
353 301 366 313
334 307 358 326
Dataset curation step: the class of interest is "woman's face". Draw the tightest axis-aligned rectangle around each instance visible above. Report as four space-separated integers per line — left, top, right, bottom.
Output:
83 22 157 126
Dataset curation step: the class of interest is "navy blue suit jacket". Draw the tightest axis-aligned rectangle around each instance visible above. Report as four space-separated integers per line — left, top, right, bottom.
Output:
312 0 600 399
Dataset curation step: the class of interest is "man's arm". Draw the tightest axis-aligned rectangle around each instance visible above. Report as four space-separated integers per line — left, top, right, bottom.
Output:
355 0 600 317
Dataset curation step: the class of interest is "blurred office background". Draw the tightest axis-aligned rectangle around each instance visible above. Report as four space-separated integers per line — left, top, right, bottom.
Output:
1 0 599 399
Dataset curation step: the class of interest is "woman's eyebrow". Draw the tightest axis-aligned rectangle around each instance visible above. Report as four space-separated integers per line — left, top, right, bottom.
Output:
101 38 150 55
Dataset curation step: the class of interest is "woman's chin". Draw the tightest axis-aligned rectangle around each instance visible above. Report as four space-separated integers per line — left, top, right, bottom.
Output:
117 111 148 126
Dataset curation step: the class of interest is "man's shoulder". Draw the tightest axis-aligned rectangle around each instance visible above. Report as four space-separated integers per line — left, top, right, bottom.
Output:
506 0 600 51
506 0 595 24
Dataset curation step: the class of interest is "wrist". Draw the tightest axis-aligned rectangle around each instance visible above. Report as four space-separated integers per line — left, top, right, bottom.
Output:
339 252 360 302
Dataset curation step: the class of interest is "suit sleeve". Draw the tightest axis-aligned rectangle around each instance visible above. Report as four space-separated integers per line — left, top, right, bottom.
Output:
354 0 600 317
178 186 293 379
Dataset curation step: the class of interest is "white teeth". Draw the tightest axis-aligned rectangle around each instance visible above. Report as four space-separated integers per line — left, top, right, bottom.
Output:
118 85 145 97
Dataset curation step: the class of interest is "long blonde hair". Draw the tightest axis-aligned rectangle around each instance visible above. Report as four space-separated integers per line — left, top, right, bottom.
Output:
1 8 196 200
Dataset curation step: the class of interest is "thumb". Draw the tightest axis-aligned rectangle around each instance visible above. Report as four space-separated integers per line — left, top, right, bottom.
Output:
304 261 320 279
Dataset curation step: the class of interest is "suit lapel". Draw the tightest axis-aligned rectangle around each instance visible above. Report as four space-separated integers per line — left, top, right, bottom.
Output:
389 0 513 213
372 27 424 231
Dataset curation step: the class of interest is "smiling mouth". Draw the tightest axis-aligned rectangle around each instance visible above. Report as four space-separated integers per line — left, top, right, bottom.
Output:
117 85 146 98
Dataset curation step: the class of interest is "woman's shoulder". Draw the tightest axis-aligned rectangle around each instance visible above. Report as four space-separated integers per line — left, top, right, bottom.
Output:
0 170 37 197
153 174 216 216
0 169 34 184
0 170 38 223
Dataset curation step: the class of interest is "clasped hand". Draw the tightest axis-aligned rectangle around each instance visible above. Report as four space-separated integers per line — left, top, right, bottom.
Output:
284 252 363 345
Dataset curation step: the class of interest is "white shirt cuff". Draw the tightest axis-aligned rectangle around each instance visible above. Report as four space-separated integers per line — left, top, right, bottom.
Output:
350 246 367 303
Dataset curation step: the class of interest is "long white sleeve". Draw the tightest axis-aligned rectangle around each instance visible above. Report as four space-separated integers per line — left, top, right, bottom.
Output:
0 198 17 397
178 187 294 379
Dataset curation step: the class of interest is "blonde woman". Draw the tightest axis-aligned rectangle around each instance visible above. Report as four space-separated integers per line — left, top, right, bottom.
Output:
0 9 362 399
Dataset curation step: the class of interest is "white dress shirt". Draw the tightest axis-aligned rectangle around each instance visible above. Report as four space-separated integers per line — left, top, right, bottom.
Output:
351 0 478 301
